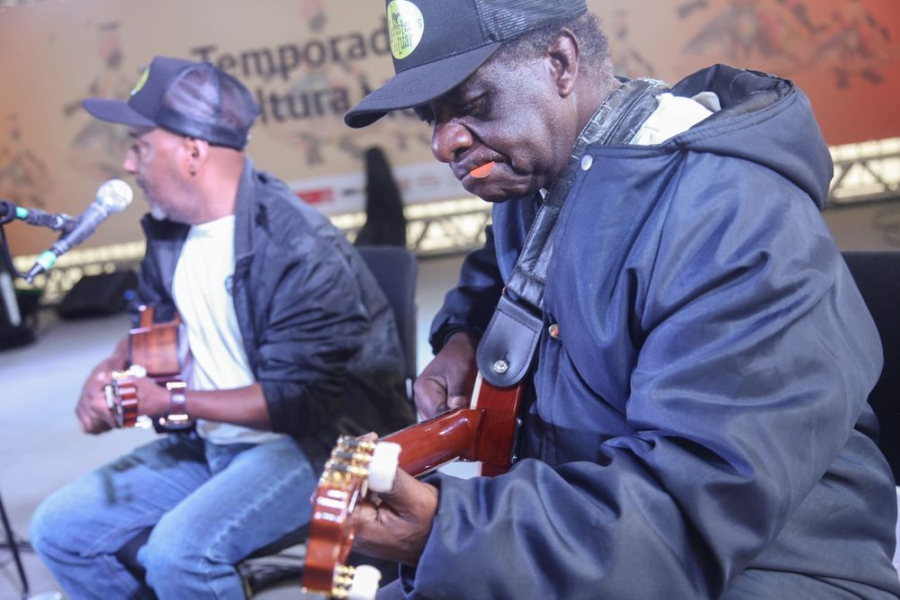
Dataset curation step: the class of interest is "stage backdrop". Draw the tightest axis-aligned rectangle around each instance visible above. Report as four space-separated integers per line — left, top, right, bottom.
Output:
1 0 898 256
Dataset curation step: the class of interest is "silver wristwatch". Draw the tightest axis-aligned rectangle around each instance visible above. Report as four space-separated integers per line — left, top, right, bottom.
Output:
166 381 189 423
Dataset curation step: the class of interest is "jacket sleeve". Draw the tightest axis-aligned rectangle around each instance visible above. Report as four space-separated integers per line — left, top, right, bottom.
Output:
251 239 373 438
429 225 504 353
400 159 887 598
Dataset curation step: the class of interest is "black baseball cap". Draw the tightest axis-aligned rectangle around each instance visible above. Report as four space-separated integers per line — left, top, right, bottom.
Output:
83 56 260 150
345 0 588 129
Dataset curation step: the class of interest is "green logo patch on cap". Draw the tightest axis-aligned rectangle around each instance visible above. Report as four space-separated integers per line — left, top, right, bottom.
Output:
130 66 150 96
388 0 424 60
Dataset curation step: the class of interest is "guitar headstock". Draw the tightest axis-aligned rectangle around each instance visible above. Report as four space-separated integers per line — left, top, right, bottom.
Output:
105 365 147 428
104 366 192 432
321 436 378 493
302 436 400 599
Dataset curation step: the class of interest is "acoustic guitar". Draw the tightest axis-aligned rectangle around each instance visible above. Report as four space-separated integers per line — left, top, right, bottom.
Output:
301 373 524 599
104 305 192 432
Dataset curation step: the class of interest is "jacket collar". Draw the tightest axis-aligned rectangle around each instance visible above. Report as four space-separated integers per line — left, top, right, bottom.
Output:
139 157 257 294
233 156 256 264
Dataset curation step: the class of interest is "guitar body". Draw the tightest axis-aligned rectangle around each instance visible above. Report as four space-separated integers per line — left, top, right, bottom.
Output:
105 305 191 431
302 375 523 598
129 305 182 385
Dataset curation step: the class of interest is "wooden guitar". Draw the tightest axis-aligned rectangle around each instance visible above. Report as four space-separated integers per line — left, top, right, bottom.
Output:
104 305 192 432
301 373 524 599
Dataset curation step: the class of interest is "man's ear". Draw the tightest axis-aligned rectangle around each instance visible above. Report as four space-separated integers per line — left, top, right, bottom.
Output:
184 137 209 176
547 30 580 98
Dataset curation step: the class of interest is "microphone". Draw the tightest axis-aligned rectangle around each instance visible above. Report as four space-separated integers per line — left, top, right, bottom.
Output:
25 179 133 283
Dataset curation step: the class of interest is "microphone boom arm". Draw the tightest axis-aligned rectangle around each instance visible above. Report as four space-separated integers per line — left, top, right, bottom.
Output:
0 199 75 232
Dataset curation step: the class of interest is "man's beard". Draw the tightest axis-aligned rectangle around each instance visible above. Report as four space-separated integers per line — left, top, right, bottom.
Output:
139 178 168 221
149 203 168 221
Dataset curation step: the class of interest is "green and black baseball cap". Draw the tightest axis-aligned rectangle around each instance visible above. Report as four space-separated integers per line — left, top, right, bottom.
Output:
345 0 588 128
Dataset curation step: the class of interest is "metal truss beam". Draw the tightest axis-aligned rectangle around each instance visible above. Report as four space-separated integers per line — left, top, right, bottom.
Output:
827 138 900 207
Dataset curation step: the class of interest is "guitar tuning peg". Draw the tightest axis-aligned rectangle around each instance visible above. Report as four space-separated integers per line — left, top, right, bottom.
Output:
128 364 148 378
346 564 381 600
331 564 381 600
368 442 401 493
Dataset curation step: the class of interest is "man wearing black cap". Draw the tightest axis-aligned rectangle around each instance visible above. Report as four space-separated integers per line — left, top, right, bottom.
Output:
344 1 900 598
29 56 414 599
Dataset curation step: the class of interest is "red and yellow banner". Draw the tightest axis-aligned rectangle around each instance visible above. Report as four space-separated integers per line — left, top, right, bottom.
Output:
1 0 898 255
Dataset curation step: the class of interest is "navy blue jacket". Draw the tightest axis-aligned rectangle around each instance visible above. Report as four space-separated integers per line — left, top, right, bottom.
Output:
133 159 414 467
415 66 900 598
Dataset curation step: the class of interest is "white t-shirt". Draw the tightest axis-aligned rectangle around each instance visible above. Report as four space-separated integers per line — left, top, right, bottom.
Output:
172 214 284 445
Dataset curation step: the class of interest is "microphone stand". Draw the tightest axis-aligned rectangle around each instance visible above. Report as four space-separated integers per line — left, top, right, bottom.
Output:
0 490 30 600
1 201 62 599
0 201 27 284
0 199 75 233
0 198 76 281
0 200 16 222
0 202 30 599
1 202 36 598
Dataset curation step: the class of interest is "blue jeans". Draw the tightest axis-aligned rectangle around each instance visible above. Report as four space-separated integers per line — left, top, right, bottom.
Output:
30 432 316 599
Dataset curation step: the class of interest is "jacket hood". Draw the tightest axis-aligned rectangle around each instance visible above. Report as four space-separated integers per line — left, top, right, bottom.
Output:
668 64 833 209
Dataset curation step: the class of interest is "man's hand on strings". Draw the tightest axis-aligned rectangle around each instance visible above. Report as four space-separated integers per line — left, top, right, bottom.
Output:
75 358 120 434
413 331 478 420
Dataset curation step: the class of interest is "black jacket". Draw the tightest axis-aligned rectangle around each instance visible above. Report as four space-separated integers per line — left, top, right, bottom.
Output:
132 158 414 468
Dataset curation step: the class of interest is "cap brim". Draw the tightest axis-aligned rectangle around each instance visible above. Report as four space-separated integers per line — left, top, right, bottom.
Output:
344 43 502 129
82 98 156 128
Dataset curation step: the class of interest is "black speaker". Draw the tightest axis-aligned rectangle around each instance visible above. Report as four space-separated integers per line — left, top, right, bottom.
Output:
57 270 138 319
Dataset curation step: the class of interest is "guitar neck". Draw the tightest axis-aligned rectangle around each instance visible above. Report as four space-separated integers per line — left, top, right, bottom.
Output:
385 408 484 476
383 376 524 477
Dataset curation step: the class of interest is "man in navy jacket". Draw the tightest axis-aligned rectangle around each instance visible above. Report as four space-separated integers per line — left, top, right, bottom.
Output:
342 1 900 598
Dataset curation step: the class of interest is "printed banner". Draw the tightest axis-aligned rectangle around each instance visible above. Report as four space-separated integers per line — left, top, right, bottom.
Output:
1 0 898 255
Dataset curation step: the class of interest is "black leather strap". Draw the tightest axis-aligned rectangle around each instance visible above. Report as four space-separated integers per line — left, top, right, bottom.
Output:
476 295 543 387
478 78 668 387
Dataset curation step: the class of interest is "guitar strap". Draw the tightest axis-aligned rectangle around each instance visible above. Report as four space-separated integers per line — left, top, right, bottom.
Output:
476 78 669 387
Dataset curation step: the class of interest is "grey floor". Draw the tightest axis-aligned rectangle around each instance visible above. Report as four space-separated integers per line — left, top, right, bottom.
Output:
0 253 465 600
